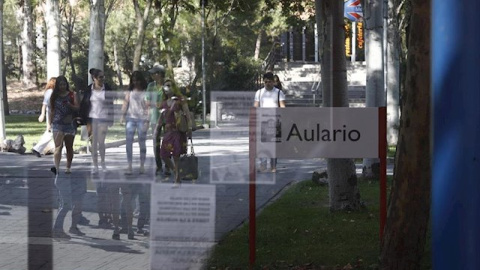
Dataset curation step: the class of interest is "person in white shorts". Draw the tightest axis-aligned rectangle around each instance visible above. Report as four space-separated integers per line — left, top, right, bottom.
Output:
32 77 56 157
253 72 286 173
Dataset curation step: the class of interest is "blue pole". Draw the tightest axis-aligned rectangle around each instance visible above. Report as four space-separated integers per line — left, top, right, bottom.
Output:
432 1 480 269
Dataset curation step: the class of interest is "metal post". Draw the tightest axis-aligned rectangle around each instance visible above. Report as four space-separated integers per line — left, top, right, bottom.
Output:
302 26 306 62
352 22 357 63
248 107 257 267
201 0 206 126
314 23 318 62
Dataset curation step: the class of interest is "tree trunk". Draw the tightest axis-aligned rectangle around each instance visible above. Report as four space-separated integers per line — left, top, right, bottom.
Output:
132 0 152 71
386 0 400 145
18 0 36 87
65 3 78 89
113 43 123 87
362 0 384 178
88 0 106 84
0 0 8 139
45 0 60 79
380 0 431 268
254 30 262 60
321 0 361 211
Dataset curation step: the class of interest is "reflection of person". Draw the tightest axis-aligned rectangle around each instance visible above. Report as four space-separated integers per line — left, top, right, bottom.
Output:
254 72 285 173
146 64 166 175
32 77 56 157
79 68 115 229
50 76 85 239
120 71 149 175
157 79 193 184
80 68 114 174
49 75 79 175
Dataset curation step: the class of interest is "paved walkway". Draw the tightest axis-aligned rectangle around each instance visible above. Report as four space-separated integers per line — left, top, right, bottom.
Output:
0 126 393 270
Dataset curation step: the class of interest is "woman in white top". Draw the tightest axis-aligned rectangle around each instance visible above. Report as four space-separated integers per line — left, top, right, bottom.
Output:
120 70 150 175
79 68 115 174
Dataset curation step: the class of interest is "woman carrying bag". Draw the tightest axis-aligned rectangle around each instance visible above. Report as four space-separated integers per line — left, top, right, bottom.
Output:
156 79 193 185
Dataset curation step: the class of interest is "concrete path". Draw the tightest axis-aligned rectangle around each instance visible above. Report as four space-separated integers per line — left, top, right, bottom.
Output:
0 126 393 270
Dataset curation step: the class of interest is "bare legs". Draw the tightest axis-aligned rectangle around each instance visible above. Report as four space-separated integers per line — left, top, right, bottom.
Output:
52 131 74 172
162 155 180 183
91 121 108 170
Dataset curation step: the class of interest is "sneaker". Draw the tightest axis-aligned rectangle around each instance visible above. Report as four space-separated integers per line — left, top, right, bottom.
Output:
139 165 145 174
257 164 267 173
52 230 71 239
101 162 107 171
78 215 90 225
128 229 135 240
112 229 120 240
69 226 85 236
125 166 133 175
271 168 277 173
155 168 163 175
65 168 71 174
32 149 41 157
91 166 99 175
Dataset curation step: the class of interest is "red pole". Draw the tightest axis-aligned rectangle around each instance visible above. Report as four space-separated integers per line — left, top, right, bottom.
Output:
249 107 257 267
379 107 387 242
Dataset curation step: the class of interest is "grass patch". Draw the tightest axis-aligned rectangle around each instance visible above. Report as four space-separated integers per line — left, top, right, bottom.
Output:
388 145 396 158
5 115 126 153
207 180 382 269
207 176 431 269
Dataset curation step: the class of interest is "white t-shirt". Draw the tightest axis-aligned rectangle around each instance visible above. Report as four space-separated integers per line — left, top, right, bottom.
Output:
254 87 285 108
43 89 53 126
127 90 148 120
89 85 108 119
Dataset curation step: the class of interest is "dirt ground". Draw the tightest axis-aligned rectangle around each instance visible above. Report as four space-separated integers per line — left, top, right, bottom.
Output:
6 81 45 112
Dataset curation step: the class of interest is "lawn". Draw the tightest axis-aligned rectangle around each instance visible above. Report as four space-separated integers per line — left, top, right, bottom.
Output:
4 114 127 153
206 178 432 269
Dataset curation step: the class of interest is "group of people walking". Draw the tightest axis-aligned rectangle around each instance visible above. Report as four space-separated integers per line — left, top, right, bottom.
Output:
34 67 283 240
35 64 194 240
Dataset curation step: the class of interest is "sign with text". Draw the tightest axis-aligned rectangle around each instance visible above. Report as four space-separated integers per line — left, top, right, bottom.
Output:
150 184 216 242
255 107 379 158
210 91 255 126
150 184 216 269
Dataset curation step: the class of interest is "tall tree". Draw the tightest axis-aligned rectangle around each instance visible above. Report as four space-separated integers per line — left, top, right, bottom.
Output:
17 0 36 87
386 0 400 145
0 0 7 137
63 0 79 88
88 0 106 84
380 0 431 267
45 0 61 79
319 0 361 211
361 0 384 178
132 0 152 71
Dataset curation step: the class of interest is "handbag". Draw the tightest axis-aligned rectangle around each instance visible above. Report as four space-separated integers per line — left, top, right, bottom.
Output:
175 110 189 132
179 138 198 180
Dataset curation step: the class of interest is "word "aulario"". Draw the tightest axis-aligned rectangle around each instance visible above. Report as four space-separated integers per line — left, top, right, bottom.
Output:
286 124 361 142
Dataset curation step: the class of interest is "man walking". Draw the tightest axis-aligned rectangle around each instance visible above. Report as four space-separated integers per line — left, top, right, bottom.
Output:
146 64 166 174
253 72 286 173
